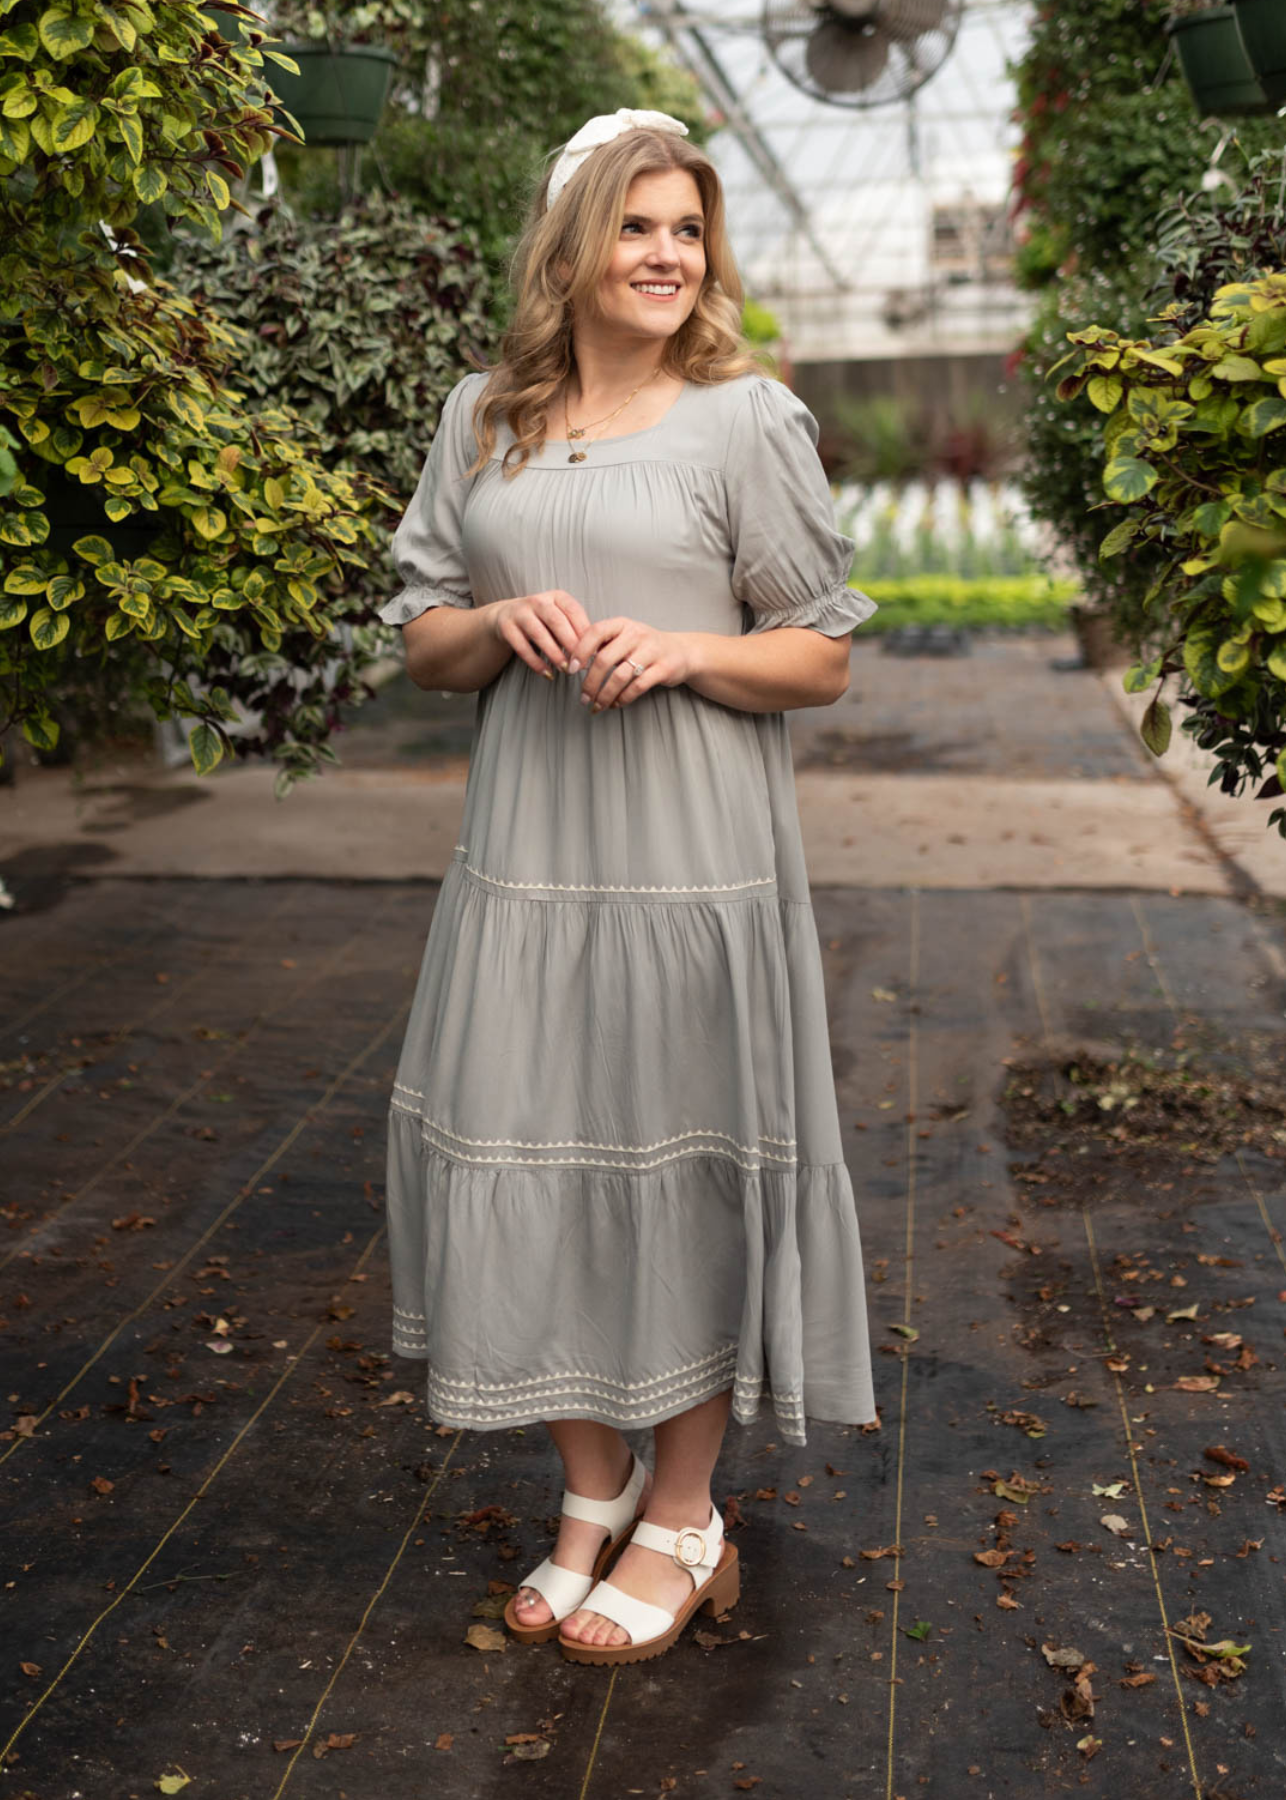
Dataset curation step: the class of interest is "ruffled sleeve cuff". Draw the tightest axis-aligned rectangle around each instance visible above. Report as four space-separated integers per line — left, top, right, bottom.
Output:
742 580 879 639
376 583 475 627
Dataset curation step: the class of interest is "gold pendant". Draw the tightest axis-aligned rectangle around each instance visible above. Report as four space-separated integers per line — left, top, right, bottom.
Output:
569 450 587 464
568 426 585 439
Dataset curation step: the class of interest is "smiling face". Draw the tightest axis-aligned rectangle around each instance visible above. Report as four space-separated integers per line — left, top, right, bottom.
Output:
590 166 707 346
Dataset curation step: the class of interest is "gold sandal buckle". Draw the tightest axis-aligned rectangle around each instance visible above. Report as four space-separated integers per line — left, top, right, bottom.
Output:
673 1527 707 1569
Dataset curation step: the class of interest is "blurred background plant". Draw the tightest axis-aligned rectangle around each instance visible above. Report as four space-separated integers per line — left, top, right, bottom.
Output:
1007 0 1284 669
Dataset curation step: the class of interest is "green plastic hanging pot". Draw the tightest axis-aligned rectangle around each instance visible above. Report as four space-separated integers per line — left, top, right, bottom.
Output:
266 44 398 145
1166 6 1274 116
1233 0 1286 108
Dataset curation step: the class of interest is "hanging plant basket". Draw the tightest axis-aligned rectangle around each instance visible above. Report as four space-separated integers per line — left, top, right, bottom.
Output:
1233 0 1286 109
267 44 398 145
1166 6 1273 116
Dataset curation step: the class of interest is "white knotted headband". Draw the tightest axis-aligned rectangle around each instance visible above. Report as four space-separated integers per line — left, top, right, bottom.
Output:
546 108 690 208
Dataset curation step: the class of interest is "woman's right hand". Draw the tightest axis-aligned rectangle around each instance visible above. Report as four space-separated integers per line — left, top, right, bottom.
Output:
487 590 593 678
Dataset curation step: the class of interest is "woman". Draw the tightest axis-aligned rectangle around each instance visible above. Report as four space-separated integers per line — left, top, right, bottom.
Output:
379 107 878 1668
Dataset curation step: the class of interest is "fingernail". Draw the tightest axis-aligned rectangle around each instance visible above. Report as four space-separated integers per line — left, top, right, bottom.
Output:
568 658 581 674
591 703 603 714
542 667 554 681
580 692 591 705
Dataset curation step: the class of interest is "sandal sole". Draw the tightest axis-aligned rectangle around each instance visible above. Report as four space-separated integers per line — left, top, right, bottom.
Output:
557 1543 740 1665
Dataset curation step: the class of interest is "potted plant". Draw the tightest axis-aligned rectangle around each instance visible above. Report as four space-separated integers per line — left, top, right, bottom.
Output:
1233 0 1286 108
258 3 403 145
1049 272 1286 833
1165 2 1273 117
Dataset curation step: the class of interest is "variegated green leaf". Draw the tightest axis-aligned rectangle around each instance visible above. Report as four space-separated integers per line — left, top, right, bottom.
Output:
28 605 69 648
1103 457 1157 503
189 722 224 775
49 98 98 152
37 6 95 57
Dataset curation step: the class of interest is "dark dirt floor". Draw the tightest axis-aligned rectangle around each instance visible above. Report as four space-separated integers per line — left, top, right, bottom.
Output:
1 872 1285 1800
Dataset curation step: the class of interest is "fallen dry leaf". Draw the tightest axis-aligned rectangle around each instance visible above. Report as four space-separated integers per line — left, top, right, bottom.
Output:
1174 1375 1220 1392
1100 1514 1131 1536
1204 1445 1250 1472
463 1623 506 1654
974 1549 1011 1568
1042 1644 1086 1669
434 1732 453 1751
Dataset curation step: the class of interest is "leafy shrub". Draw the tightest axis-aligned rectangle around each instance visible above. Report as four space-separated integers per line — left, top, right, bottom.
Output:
168 192 502 591
0 0 394 786
1051 272 1286 830
846 574 1077 635
1008 0 1283 642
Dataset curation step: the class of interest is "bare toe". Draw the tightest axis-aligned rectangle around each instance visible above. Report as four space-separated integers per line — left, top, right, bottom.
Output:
515 1587 552 1626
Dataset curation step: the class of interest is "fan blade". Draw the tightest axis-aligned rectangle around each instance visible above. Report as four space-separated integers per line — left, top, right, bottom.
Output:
881 0 951 43
805 17 890 93
828 0 884 19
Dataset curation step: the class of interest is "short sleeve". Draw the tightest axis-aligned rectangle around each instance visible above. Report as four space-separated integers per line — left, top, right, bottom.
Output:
377 373 483 626
724 377 878 638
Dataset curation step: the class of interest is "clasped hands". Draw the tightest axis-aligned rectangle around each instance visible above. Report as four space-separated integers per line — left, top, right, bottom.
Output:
488 588 694 713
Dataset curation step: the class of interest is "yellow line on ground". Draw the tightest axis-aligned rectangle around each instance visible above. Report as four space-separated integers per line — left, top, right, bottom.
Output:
577 1667 620 1800
1083 1214 1204 1800
884 886 919 1800
270 1427 462 1798
1019 895 1053 1042
1129 894 1181 1018
1022 898 1202 1797
1235 1149 1286 1275
0 892 395 1275
0 1066 68 1136
0 998 409 1467
0 1224 386 1769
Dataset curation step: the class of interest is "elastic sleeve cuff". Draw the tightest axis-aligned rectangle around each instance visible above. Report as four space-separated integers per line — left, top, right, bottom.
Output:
376 584 474 627
742 583 879 638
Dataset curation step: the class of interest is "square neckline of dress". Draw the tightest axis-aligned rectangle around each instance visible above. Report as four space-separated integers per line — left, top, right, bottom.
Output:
538 376 694 450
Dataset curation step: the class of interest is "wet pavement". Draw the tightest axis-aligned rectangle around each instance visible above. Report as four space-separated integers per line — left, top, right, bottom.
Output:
2 639 1286 1799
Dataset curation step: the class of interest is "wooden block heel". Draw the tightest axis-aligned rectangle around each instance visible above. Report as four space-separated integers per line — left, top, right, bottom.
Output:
700 1555 740 1616
558 1508 740 1666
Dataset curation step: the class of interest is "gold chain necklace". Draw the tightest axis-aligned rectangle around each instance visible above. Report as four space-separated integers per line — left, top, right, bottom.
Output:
563 367 663 464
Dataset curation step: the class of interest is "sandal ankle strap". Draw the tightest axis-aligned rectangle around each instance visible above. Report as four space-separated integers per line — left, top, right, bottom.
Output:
560 1450 648 1532
630 1504 723 1579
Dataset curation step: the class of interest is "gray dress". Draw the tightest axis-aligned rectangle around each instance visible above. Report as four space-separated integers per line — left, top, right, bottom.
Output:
379 368 878 1447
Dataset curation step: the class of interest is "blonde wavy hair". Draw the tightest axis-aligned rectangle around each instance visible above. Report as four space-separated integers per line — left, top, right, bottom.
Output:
467 127 760 477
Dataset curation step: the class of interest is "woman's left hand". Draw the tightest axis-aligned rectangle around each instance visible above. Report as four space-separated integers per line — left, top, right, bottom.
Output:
570 617 696 713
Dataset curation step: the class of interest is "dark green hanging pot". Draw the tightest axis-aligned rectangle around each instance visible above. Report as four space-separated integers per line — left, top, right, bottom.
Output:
1166 6 1274 116
265 43 398 145
1233 0 1286 108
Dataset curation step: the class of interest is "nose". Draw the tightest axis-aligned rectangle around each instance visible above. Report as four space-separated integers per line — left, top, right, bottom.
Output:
646 230 681 267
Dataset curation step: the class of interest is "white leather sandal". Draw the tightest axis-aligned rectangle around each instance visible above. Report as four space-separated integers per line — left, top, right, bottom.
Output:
557 1500 740 1666
503 1451 650 1644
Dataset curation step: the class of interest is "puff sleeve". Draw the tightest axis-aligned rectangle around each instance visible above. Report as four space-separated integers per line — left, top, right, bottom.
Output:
377 373 483 626
724 377 878 638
